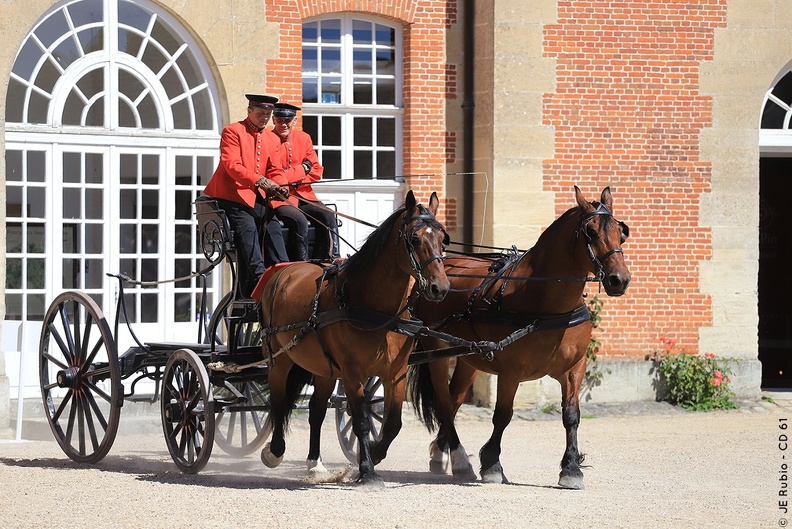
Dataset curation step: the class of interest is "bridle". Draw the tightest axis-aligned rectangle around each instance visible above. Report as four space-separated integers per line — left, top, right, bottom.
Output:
399 208 450 295
578 201 629 280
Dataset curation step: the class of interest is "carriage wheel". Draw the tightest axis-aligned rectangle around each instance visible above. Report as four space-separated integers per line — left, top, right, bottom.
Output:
161 348 215 473
207 293 272 456
335 376 384 464
39 291 122 464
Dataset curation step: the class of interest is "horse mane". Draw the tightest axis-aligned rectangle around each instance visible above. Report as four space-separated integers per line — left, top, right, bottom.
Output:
341 204 408 276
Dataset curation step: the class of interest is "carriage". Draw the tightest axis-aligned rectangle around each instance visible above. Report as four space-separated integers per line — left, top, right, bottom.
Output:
38 186 630 487
37 195 382 473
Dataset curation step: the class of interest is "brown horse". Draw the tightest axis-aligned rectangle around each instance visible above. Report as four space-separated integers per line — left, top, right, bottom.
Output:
258 190 450 485
408 186 630 488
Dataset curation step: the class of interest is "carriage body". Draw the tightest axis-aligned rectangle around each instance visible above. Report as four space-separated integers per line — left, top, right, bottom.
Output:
37 196 364 473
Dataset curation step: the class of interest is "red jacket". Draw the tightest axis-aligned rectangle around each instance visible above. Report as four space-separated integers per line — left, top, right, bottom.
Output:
203 120 284 208
268 128 323 208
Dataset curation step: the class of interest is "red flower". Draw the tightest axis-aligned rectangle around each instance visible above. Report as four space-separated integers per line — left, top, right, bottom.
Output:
711 377 722 386
714 371 723 379
705 352 715 359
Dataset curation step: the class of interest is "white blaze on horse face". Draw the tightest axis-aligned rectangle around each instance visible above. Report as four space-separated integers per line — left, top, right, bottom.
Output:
425 227 433 234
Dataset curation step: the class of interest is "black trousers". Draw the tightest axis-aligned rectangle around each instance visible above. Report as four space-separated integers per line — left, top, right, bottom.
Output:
275 201 340 260
213 196 288 297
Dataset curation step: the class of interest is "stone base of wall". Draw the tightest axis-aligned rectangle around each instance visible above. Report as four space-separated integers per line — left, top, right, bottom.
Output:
0 351 12 439
470 357 763 408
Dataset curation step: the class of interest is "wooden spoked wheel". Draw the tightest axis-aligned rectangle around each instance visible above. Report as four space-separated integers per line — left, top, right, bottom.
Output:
207 292 272 456
39 291 122 463
335 377 384 464
160 348 215 473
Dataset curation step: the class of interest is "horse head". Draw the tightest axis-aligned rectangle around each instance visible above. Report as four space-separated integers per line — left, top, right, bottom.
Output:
575 186 631 296
399 190 450 302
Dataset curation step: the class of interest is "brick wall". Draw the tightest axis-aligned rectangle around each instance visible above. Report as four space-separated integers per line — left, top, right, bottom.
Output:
543 1 727 355
263 0 456 225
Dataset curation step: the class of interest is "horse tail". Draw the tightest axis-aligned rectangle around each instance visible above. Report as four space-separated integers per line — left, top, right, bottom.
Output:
274 363 314 433
407 363 439 432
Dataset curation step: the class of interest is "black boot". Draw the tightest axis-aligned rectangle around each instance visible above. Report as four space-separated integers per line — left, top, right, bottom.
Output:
288 233 309 261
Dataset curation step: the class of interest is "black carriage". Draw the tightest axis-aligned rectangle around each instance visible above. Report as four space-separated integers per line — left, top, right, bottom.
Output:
38 196 381 473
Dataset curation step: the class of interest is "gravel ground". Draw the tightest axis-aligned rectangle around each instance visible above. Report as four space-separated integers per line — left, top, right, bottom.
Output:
0 399 785 528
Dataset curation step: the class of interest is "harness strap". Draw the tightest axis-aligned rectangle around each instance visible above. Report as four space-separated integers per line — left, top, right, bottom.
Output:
408 304 591 365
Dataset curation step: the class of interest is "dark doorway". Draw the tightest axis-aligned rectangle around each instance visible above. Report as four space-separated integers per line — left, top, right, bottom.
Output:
759 157 792 388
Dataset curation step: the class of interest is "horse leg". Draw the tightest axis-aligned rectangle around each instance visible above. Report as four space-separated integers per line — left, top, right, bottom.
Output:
261 356 293 468
557 360 586 490
369 375 406 466
261 357 312 468
305 375 335 473
343 376 383 486
436 360 477 480
479 378 519 484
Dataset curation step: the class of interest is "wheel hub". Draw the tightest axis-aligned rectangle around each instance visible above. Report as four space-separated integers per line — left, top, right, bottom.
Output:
56 367 81 389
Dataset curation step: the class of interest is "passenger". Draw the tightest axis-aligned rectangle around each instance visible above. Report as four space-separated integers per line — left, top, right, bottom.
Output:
203 93 289 298
268 102 339 261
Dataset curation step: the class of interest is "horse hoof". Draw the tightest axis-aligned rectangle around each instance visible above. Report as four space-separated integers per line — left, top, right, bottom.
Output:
261 442 283 468
449 446 477 481
429 440 449 474
558 473 585 490
307 458 328 474
480 462 508 484
355 472 385 488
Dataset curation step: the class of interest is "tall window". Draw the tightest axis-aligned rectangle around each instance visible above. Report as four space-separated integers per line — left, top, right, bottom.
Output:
302 16 402 181
4 0 220 343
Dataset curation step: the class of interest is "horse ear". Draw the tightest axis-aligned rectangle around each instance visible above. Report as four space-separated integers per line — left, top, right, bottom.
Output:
574 185 594 212
600 186 613 209
428 192 440 215
405 189 417 211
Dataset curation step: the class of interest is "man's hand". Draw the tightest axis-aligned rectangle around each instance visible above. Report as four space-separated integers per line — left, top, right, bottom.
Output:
256 177 288 200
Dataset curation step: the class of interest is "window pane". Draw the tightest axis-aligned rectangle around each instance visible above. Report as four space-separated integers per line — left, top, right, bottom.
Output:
85 258 104 288
354 151 372 179
6 223 22 253
85 188 103 219
27 258 45 288
142 225 159 253
375 24 395 46
377 151 396 179
174 293 191 322
86 153 103 183
142 189 159 218
5 294 22 320
303 77 318 103
142 293 158 323
322 116 341 145
353 49 372 74
354 117 373 146
376 79 395 105
320 19 341 43
120 154 137 184
28 187 46 217
63 188 81 219
120 189 137 218
762 101 786 129
63 152 81 183
123 293 137 323
321 151 341 179
85 224 103 253
27 224 45 252
7 259 22 288
303 22 318 42
354 80 373 104
376 49 395 75
352 20 372 44
120 258 137 278
321 79 341 104
142 259 158 282
120 224 137 253
6 150 22 182
175 225 192 253
377 118 395 147
63 259 79 288
321 49 341 74
28 151 46 182
28 295 46 321
303 116 318 140
63 224 80 253
303 47 317 72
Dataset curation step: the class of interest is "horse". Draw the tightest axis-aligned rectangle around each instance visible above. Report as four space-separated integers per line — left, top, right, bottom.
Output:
258 190 450 485
407 186 631 489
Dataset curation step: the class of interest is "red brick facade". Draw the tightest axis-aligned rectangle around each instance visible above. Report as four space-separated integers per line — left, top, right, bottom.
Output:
264 0 454 225
543 1 727 355
262 0 729 357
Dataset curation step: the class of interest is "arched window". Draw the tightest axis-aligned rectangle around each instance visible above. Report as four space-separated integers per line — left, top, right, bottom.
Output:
4 0 221 348
761 64 792 152
301 15 403 180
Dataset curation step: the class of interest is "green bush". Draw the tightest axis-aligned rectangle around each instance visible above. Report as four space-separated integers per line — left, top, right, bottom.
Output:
654 337 737 411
